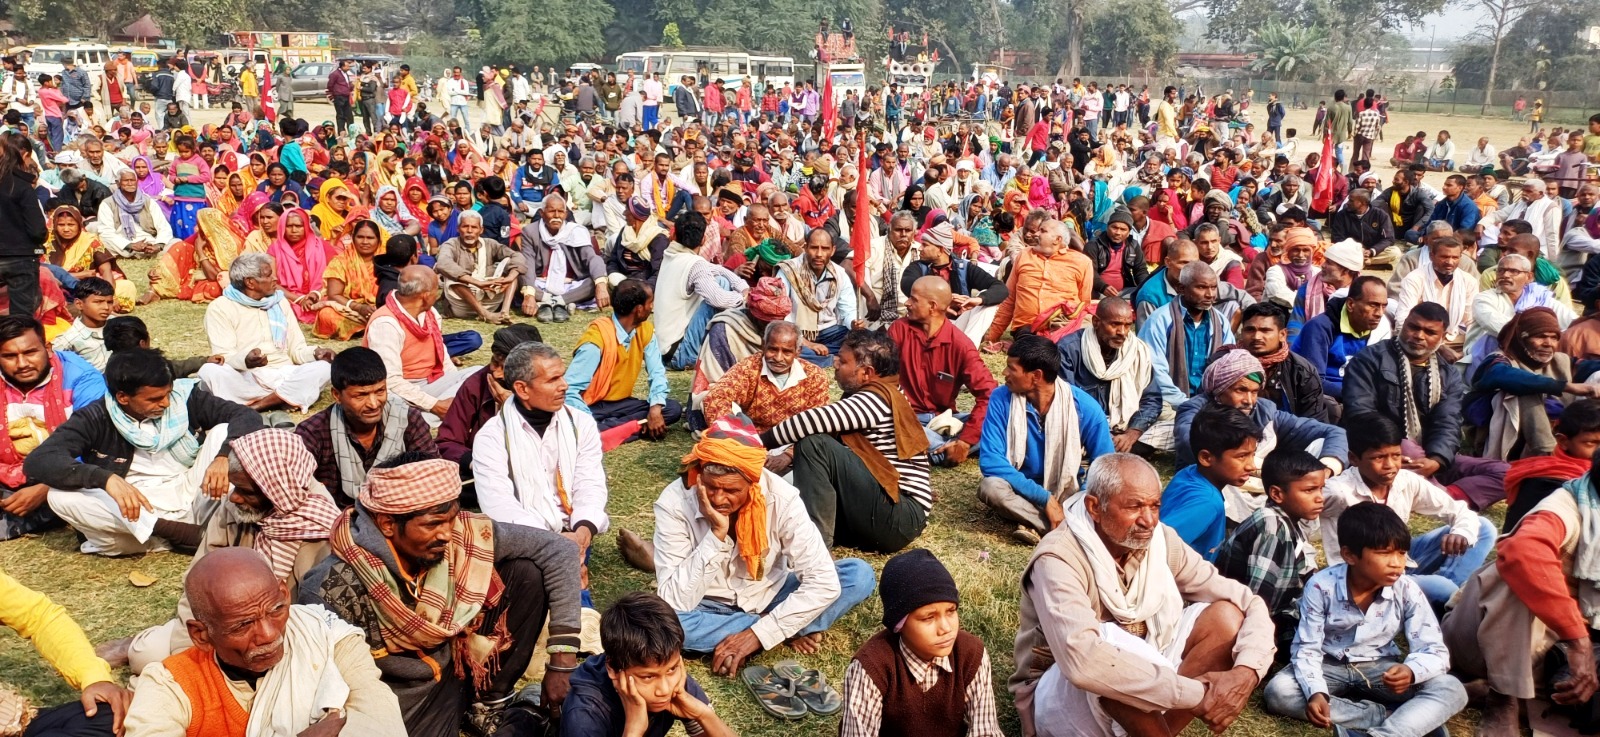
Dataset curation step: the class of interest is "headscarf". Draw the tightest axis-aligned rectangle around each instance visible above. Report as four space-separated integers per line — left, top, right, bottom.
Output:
232 192 272 240
1199 348 1265 398
681 415 770 578
197 208 245 272
371 185 416 235
269 208 334 298
743 239 794 268
745 276 792 322
230 429 341 581
47 206 96 273
401 176 431 221
132 156 164 199
921 221 954 251
1500 306 1562 368
1279 227 1318 289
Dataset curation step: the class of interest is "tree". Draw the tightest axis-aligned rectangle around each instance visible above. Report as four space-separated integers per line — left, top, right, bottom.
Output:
1471 0 1538 113
1247 20 1329 81
1450 0 1600 91
1082 1 1179 76
1204 0 1442 78
479 0 612 65
660 22 685 48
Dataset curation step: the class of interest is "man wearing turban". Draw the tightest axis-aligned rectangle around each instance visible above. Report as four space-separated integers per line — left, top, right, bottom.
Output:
299 456 584 737
651 415 874 677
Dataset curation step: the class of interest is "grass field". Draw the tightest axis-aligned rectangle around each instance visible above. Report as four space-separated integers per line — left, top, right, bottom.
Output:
0 253 1502 736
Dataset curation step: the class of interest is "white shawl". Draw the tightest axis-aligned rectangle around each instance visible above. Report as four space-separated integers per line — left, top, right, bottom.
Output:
246 605 357 737
1080 329 1152 432
1007 379 1083 496
497 401 580 532
1063 493 1183 650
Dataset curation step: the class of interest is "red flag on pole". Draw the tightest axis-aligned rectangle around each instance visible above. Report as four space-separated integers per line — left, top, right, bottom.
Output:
1311 128 1336 215
851 140 871 285
820 75 835 141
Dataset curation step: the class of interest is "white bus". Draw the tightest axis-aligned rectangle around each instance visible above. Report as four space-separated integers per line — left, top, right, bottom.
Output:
23 43 113 77
616 48 795 92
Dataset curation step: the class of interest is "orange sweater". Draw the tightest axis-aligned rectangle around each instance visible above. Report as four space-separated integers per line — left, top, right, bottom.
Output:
988 247 1095 339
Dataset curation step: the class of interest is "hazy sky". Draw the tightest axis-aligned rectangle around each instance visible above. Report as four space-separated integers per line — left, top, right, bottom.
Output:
1409 8 1486 43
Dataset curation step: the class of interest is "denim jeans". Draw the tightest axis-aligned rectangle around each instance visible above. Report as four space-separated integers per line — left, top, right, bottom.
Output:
799 324 849 368
1263 659 1466 737
917 411 969 465
45 116 63 151
1407 517 1497 607
677 558 876 653
667 301 718 371
449 104 470 127
43 264 77 292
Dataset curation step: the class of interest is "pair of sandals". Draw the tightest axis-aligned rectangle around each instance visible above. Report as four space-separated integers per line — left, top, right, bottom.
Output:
740 660 842 720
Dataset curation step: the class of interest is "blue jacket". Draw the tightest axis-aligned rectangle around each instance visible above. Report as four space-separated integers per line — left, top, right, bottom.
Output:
1055 330 1164 433
56 350 107 410
1291 297 1385 400
1427 194 1481 232
977 384 1114 506
1173 395 1349 472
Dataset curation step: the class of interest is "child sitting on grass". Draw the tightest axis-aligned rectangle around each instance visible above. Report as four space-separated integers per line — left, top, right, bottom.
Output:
1322 412 1494 609
1263 501 1466 737
51 278 116 371
1502 398 1600 531
1161 403 1262 560
840 548 1002 737
559 591 734 737
1216 448 1325 657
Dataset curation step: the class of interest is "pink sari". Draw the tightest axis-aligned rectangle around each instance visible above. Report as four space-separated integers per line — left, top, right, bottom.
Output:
267 209 336 324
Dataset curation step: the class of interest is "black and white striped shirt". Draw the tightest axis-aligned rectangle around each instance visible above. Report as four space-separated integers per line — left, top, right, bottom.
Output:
762 389 933 511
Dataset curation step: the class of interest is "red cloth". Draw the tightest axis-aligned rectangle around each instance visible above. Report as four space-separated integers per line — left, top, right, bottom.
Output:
1498 511 1589 641
1139 217 1177 265
887 318 997 446
377 292 448 382
1504 448 1591 508
0 352 69 488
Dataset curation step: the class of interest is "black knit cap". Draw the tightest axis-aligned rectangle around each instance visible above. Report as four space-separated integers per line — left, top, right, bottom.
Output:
880 548 959 629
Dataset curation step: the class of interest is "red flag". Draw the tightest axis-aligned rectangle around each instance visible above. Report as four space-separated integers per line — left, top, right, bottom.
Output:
851 141 871 285
1311 129 1336 215
820 75 835 141
260 60 278 123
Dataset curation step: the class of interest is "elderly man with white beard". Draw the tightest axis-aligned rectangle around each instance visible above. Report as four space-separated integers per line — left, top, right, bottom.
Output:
516 194 612 323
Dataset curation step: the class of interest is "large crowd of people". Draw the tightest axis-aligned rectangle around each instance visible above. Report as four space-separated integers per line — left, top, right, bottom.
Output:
3 46 1600 737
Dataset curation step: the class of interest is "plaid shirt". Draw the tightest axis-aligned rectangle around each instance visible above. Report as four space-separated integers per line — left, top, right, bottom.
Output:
839 639 1003 737
1215 504 1317 623
294 405 440 506
1354 109 1383 140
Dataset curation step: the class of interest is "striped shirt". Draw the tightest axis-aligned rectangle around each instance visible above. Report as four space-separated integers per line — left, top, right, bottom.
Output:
763 390 933 511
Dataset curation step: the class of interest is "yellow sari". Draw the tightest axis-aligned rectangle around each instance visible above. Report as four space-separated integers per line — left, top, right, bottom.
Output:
314 246 379 340
153 208 241 303
310 179 354 242
46 210 138 312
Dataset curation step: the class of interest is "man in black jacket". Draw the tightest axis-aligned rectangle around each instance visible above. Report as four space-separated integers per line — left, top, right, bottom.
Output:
899 220 1009 344
1084 209 1150 300
47 170 110 218
1329 188 1398 265
30 347 263 556
1377 169 1432 245
1225 302 1329 421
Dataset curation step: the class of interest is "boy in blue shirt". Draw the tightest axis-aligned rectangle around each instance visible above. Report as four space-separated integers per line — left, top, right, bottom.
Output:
1161 403 1261 560
560 592 734 737
1263 502 1467 737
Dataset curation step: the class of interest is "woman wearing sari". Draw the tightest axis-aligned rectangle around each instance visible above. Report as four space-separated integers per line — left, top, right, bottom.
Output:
269 208 336 323
314 218 383 340
401 176 430 222
309 179 358 241
446 139 484 180
147 207 245 304
245 152 269 187
131 155 172 219
370 186 421 236
45 207 137 312
256 162 309 209
207 165 249 216
241 201 282 256
366 150 405 198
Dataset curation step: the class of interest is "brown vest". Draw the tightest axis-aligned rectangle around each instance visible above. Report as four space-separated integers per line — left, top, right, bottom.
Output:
852 629 986 737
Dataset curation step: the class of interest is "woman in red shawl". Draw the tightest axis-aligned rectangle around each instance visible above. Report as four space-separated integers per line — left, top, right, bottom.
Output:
401 176 430 222
268 208 337 324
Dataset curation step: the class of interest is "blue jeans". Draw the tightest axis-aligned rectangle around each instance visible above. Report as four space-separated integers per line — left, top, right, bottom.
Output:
449 104 470 126
1264 659 1466 737
1408 517 1496 606
799 325 849 368
45 116 63 151
44 263 78 292
917 411 969 465
678 558 876 654
667 301 719 371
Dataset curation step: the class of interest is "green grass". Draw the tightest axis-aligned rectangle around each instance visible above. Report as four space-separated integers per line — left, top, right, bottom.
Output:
0 257 1489 736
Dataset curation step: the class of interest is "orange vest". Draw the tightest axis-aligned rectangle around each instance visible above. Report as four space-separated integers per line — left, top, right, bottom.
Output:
364 305 443 380
163 647 250 737
576 317 654 405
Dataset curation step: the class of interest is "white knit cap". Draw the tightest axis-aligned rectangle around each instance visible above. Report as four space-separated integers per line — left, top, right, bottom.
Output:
1324 239 1365 272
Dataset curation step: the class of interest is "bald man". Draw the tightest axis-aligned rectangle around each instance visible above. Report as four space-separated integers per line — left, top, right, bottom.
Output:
1054 297 1168 452
363 265 481 425
886 276 997 466
125 548 405 737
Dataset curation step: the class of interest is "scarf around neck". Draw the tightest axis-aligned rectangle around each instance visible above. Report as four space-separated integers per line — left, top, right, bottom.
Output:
1007 378 1082 495
113 187 152 239
1063 493 1183 649
1167 299 1225 396
382 292 448 382
107 379 200 466
1080 329 1151 432
225 285 291 350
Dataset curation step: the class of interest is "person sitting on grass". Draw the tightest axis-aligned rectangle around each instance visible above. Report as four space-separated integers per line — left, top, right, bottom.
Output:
889 276 998 468
124 548 406 737
434 209 527 325
652 415 875 679
197 252 335 412
699 321 829 437
777 228 858 367
1321 413 1496 609
1216 448 1326 657
1502 398 1600 531
564 278 683 447
1263 501 1467 737
839 548 1004 737
0 567 130 737
557 591 735 737
364 265 480 428
293 347 439 508
0 316 107 543
437 325 542 476
1009 452 1274 737
118 428 340 675
1163 403 1262 561
29 348 262 557
760 329 932 553
50 277 117 371
976 335 1115 546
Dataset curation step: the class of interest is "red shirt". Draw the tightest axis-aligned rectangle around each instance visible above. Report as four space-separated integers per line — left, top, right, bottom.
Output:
886 317 997 446
1498 511 1588 641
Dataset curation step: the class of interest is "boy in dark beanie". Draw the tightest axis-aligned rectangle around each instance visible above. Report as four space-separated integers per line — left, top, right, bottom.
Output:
839 549 1003 736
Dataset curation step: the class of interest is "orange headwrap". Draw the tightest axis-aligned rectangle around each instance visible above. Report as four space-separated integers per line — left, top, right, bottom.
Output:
682 415 770 578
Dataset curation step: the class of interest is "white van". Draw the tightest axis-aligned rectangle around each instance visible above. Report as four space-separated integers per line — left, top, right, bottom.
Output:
24 43 113 78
